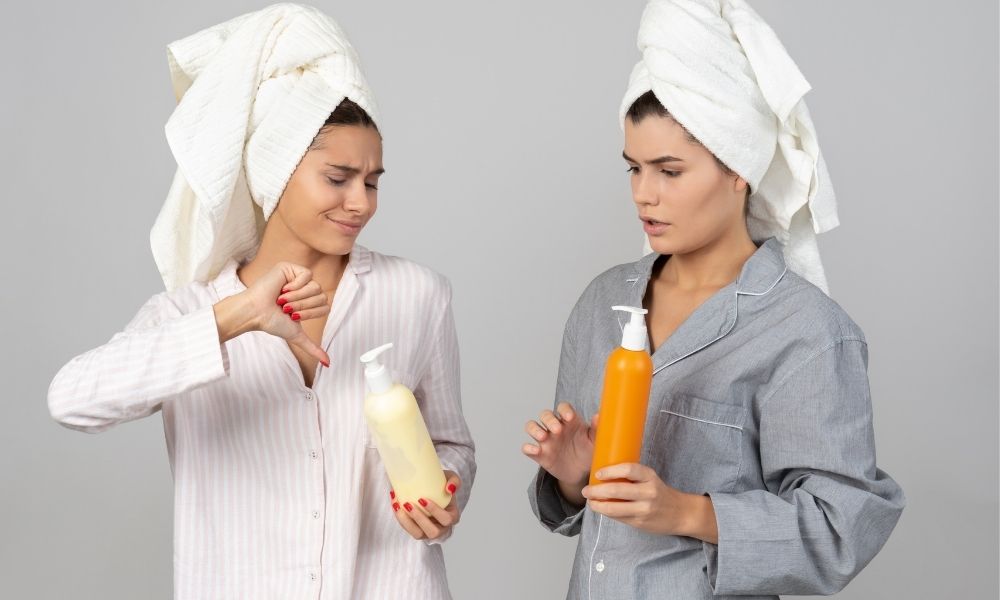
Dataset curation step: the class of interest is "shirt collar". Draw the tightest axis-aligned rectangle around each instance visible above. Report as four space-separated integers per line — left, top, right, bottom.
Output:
629 237 787 296
622 237 786 373
212 244 373 298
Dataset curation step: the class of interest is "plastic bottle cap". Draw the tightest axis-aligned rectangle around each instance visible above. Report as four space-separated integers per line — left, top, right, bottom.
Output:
360 343 395 394
612 306 648 352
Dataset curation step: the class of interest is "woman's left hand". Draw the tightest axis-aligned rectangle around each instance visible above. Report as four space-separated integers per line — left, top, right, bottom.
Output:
582 463 718 543
391 471 462 541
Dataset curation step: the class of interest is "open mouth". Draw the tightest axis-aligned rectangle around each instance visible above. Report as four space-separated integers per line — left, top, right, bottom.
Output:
641 217 671 234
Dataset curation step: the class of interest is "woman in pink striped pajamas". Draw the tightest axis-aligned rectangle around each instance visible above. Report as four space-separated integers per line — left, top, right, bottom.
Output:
47 5 475 599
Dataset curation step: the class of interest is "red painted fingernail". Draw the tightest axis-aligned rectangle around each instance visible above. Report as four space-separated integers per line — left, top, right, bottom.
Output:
320 359 330 368
291 312 301 321
283 305 293 314
390 490 396 500
418 498 428 507
281 287 288 293
392 502 400 512
277 297 287 306
447 483 457 494
404 503 413 512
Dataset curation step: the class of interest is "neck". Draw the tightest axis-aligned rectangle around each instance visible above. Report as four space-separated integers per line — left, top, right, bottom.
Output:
237 214 350 292
657 224 758 291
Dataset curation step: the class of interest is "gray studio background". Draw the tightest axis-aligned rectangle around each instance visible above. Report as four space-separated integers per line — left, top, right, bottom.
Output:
1 1 997 598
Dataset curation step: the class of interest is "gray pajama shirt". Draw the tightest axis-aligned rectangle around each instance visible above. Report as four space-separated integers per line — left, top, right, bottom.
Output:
528 237 905 599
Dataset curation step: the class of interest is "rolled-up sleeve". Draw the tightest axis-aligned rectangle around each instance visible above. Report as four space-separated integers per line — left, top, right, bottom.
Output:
703 337 905 596
529 467 586 536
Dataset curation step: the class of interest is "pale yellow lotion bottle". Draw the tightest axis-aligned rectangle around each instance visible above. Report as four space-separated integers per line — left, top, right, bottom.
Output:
361 343 450 511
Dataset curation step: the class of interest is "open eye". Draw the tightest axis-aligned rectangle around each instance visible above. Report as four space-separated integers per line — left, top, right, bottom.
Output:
626 165 639 174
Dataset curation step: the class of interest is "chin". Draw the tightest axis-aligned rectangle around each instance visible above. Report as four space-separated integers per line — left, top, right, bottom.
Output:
649 230 724 257
309 237 356 257
647 235 684 256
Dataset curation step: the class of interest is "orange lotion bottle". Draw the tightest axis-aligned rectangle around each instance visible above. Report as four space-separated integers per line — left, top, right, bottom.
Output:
589 306 653 488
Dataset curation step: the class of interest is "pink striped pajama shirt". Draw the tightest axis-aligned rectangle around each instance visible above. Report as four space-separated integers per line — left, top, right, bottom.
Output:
48 245 476 599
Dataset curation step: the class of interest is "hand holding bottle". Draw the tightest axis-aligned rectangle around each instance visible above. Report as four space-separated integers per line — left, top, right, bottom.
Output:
390 471 462 541
580 463 719 544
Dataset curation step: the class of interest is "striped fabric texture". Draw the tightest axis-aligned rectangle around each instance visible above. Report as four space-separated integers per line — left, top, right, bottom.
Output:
48 245 476 599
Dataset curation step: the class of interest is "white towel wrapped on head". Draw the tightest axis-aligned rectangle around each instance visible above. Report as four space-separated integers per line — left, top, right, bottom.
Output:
151 3 380 292
620 0 839 294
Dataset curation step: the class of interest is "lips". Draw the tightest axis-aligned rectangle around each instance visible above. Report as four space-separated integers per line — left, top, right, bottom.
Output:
641 216 671 235
326 216 364 235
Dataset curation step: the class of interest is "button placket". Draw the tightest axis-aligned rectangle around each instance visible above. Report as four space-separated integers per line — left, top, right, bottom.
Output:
301 386 327 575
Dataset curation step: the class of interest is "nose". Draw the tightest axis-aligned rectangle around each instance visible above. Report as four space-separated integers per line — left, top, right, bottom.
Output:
632 171 658 207
342 181 371 215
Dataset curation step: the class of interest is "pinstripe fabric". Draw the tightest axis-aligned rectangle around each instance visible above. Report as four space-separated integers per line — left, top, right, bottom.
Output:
48 245 476 599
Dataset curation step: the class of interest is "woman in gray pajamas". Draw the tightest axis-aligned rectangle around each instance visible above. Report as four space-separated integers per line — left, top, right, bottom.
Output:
522 1 904 598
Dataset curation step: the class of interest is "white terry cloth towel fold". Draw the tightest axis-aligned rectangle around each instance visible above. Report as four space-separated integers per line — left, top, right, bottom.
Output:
150 3 380 292
620 0 839 294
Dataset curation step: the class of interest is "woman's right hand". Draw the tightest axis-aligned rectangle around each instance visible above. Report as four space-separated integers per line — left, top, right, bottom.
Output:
522 402 597 489
215 262 331 367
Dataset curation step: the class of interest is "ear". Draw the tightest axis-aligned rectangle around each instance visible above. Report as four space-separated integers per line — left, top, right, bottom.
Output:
733 175 749 195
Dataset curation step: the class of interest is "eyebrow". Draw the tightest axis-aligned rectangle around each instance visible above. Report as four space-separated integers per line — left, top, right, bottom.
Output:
622 151 684 165
325 163 386 176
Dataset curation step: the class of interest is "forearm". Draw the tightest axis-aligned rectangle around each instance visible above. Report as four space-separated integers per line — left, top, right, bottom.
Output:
527 468 586 537
557 475 588 508
49 305 230 431
213 293 257 342
703 479 904 595
679 493 718 544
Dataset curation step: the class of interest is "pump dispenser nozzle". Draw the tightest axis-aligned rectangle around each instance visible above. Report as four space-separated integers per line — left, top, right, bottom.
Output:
360 343 394 394
612 306 648 351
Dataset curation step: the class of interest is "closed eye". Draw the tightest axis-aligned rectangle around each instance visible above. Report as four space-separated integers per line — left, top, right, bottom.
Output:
327 177 378 190
626 166 680 178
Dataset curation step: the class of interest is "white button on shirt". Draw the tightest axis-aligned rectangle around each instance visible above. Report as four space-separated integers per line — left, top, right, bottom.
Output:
48 245 476 599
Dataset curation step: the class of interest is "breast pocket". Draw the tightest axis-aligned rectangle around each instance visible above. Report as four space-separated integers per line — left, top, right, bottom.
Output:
645 394 746 494
363 369 421 450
